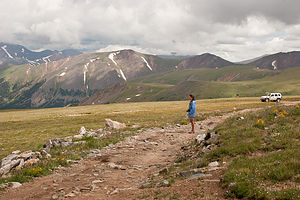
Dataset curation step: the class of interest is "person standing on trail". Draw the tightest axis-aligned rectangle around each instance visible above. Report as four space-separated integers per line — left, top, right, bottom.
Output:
187 94 196 133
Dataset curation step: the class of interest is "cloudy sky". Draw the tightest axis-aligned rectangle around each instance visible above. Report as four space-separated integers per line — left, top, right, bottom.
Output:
1 0 300 61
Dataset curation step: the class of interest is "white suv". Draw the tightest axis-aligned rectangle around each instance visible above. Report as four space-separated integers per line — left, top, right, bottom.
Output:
261 93 282 102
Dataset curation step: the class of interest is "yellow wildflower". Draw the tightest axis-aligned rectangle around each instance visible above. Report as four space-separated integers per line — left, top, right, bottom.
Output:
296 104 299 108
257 119 264 124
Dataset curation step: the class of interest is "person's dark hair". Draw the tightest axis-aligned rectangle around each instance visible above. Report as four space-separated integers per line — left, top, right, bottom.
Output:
189 94 195 101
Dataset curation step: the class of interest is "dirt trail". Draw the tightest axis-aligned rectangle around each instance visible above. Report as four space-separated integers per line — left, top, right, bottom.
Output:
0 105 292 200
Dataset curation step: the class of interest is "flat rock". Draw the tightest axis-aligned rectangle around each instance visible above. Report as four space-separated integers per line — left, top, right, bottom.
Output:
195 134 206 143
187 173 212 180
208 161 219 167
79 126 86 135
12 150 21 154
105 119 126 129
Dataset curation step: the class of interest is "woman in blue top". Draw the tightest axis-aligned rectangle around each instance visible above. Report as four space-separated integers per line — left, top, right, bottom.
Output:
187 94 196 133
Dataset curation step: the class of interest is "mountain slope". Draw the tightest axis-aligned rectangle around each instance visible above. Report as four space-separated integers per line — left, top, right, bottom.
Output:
81 66 300 104
0 49 182 108
249 51 300 70
0 42 81 66
176 53 233 69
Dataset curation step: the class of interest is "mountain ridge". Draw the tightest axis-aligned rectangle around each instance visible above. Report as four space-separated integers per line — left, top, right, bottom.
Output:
1 43 300 109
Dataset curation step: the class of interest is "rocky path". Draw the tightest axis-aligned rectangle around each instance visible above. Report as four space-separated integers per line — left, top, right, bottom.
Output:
0 107 274 200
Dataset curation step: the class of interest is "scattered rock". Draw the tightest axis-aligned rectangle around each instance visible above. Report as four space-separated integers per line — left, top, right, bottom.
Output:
79 126 86 135
1 182 22 189
177 168 205 177
65 192 76 198
108 163 125 170
23 158 39 167
12 150 21 154
105 119 126 129
157 180 169 187
140 182 152 189
0 159 21 176
80 186 91 192
208 161 219 167
110 188 119 195
200 179 220 182
0 154 19 168
92 179 104 184
208 167 219 171
158 167 169 175
51 193 59 200
195 134 206 144
187 173 212 180
237 116 245 120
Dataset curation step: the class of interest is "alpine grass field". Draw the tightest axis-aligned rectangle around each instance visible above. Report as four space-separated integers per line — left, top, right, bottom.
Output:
0 95 300 199
0 97 270 160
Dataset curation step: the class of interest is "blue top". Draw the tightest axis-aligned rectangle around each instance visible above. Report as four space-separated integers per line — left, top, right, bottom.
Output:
188 100 196 117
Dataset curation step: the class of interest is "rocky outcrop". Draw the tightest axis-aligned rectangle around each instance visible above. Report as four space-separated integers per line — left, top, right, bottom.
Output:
195 131 219 153
105 119 126 129
0 150 42 176
0 126 109 177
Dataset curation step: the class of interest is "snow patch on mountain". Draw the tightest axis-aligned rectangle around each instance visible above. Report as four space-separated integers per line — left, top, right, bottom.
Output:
272 60 278 70
119 69 127 81
42 55 52 63
108 51 120 66
26 58 38 66
83 63 89 85
1 45 14 59
141 56 152 71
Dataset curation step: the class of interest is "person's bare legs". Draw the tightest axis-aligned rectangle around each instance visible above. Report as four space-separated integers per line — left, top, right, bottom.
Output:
190 118 195 133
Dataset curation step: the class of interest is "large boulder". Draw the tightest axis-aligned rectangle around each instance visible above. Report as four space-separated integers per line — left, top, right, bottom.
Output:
105 119 126 129
0 154 19 168
195 134 206 144
0 159 20 176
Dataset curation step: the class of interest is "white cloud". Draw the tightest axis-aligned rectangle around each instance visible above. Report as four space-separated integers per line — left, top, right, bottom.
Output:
0 0 300 61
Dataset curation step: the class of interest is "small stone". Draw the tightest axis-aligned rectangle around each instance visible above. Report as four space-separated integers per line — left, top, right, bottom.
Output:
208 167 219 171
187 173 212 180
92 179 104 184
157 180 169 187
110 188 119 195
108 163 125 170
65 192 76 197
79 126 86 135
46 154 52 159
73 134 83 139
105 119 126 129
80 186 91 192
140 182 152 189
51 194 59 199
12 150 21 154
208 161 219 167
195 134 206 144
8 182 22 188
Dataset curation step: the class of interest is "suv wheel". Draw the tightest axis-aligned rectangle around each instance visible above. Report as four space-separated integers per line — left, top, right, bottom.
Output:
277 98 281 103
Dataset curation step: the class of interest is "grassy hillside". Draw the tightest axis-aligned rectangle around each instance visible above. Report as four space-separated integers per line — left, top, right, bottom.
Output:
0 98 269 160
209 105 300 199
88 66 300 104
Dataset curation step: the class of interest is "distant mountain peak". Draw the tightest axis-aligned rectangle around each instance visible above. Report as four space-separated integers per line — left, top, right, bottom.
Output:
177 53 233 69
0 42 82 66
